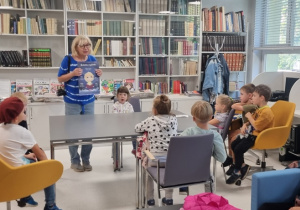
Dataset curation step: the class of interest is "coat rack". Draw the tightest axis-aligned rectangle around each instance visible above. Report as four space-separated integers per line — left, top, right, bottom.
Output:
207 36 226 57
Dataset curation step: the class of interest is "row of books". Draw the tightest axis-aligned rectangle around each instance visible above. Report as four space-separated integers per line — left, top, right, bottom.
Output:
170 39 199 55
103 21 134 36
170 59 198 75
139 81 168 94
27 0 56 10
66 0 101 11
223 53 245 71
100 79 135 96
67 19 102 36
29 48 52 67
0 0 24 8
170 20 200 36
170 0 201 15
139 0 167 14
139 57 168 75
104 58 135 67
0 51 25 67
202 35 245 52
202 6 246 32
102 0 135 12
170 79 187 94
139 18 166 36
139 37 166 55
26 16 57 35
104 39 135 56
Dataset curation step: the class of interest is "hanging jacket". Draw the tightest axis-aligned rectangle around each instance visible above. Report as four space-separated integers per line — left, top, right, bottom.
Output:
202 54 230 103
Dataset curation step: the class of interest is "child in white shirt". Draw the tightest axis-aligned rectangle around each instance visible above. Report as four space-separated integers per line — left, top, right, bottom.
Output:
135 95 178 207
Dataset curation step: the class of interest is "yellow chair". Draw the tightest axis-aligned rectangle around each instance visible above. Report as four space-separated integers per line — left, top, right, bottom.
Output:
251 100 295 171
0 159 63 210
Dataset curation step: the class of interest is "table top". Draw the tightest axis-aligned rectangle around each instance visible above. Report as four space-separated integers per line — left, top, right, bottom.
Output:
49 111 206 142
143 204 183 210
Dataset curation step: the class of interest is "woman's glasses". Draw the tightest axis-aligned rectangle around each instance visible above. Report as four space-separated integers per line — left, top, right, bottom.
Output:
78 44 91 49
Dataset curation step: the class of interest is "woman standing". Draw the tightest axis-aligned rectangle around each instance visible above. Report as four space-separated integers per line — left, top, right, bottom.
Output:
58 35 102 172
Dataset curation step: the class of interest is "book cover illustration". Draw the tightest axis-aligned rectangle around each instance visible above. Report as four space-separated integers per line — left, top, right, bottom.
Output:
78 61 100 95
113 79 123 95
16 79 33 96
100 79 114 95
49 78 62 95
123 78 135 92
33 78 50 96
11 81 16 94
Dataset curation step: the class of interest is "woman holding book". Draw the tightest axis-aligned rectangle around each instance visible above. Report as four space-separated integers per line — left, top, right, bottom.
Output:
57 35 102 172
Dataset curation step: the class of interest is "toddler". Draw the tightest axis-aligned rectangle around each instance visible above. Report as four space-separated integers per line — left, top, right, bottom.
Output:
112 86 135 155
135 95 178 207
209 94 233 135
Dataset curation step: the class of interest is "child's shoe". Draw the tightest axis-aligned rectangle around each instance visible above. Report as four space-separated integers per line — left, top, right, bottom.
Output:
241 164 251 180
222 156 233 167
226 171 241 185
225 164 235 176
147 199 155 207
44 203 62 210
17 196 38 207
162 197 173 205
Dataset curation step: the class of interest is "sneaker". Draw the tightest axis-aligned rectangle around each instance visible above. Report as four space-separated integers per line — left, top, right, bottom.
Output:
70 163 84 172
83 164 93 171
147 199 155 207
162 197 173 206
17 196 38 207
131 149 136 156
226 172 241 185
222 156 233 167
225 164 235 176
44 203 62 210
241 164 251 180
179 187 188 195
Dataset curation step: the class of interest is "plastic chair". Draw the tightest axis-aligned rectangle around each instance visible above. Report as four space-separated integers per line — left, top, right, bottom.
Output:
250 100 295 172
144 134 214 207
0 159 63 210
129 97 141 112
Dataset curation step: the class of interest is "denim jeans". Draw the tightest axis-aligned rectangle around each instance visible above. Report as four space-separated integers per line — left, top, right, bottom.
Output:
44 184 56 206
65 102 94 165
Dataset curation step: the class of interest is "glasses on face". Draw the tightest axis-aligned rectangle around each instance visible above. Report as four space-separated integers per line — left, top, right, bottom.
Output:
78 44 91 49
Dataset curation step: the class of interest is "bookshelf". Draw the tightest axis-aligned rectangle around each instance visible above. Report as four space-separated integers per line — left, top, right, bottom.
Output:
0 0 248 96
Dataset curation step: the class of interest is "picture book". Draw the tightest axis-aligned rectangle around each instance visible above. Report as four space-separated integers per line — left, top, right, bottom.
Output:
33 78 50 96
123 78 135 92
16 79 33 97
11 81 16 94
113 79 123 95
49 78 62 95
100 79 114 95
0 79 11 99
78 61 100 95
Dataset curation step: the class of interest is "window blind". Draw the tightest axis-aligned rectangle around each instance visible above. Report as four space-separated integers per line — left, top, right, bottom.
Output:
254 0 300 50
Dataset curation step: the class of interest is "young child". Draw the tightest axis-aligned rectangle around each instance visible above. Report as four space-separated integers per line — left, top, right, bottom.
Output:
209 94 233 135
226 84 274 184
0 97 62 210
179 101 227 194
112 86 135 154
223 84 257 175
135 95 178 207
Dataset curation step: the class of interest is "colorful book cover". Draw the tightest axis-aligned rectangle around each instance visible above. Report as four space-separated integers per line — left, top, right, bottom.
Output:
49 78 62 95
113 79 123 95
16 79 33 96
33 78 50 96
11 81 16 94
123 78 135 92
100 79 114 95
78 61 100 95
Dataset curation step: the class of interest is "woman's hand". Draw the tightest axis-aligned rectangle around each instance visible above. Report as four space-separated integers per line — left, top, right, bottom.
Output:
95 69 103 77
72 68 82 76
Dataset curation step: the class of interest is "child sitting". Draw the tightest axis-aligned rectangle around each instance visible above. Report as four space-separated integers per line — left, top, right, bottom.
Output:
0 97 62 210
112 86 135 155
226 84 274 184
179 101 227 194
223 84 257 175
208 94 233 135
135 95 177 207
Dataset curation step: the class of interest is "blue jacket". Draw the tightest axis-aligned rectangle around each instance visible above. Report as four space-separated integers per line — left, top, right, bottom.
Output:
202 54 229 103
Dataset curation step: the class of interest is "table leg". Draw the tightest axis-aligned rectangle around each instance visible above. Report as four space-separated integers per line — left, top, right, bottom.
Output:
136 157 140 209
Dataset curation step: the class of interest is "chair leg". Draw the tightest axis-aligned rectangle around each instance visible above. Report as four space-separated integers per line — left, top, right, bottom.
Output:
6 201 11 210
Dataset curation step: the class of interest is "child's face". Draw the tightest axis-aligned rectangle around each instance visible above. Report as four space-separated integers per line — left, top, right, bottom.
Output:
252 91 264 106
117 92 128 104
214 98 224 112
240 90 252 103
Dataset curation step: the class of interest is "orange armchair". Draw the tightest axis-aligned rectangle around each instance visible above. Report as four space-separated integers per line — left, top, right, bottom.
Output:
251 100 295 170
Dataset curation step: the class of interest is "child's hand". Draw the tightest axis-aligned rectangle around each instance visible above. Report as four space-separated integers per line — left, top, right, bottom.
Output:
24 153 36 160
240 124 247 135
288 161 299 168
245 112 252 119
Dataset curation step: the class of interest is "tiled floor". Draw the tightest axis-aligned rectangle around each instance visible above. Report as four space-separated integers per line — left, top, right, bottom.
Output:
0 144 287 210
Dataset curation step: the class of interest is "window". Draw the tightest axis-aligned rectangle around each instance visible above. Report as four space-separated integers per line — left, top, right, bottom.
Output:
254 0 300 71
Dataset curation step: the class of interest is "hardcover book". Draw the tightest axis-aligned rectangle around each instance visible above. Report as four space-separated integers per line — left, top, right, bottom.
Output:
78 61 100 95
33 78 50 96
16 79 33 96
49 78 62 95
100 79 114 95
